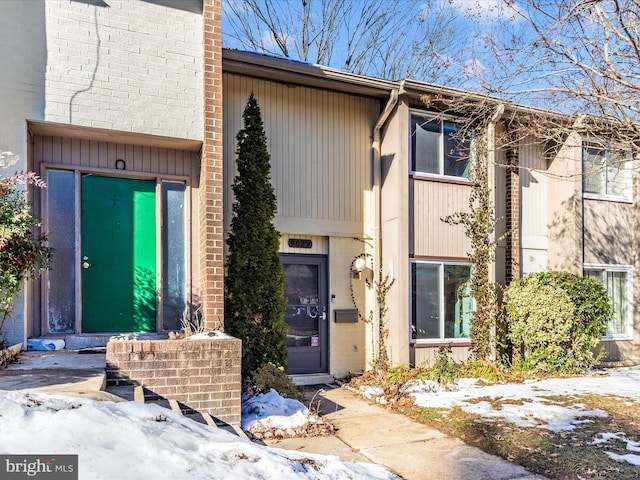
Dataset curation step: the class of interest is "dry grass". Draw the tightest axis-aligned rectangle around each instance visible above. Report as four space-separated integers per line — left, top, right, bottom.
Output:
393 394 640 480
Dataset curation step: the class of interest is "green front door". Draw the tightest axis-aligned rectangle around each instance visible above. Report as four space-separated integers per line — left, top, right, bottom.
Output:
81 176 157 333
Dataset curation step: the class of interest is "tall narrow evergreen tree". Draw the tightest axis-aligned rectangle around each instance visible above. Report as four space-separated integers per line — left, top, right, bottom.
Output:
224 93 288 380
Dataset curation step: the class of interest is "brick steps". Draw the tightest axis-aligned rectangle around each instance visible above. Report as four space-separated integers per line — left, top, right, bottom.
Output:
105 337 242 425
131 385 249 439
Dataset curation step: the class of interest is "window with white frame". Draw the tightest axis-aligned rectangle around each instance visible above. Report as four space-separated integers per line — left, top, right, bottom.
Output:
582 144 631 200
584 265 633 338
411 261 473 341
410 113 471 178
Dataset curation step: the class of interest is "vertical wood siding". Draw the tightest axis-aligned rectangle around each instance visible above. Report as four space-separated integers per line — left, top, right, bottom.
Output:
519 139 548 242
519 137 549 274
32 135 199 178
412 345 471 367
223 73 381 234
411 179 472 257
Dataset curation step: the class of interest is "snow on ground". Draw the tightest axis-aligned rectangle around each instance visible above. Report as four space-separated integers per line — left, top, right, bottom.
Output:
0 390 397 480
590 432 640 466
404 366 640 433
241 389 322 432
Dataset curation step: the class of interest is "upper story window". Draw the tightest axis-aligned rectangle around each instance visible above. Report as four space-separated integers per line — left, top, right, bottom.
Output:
582 144 632 201
410 113 471 179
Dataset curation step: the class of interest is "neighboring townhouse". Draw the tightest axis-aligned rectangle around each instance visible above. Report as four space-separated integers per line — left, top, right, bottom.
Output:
0 0 224 348
514 127 640 364
377 82 509 368
221 51 502 376
222 50 396 379
223 50 640 375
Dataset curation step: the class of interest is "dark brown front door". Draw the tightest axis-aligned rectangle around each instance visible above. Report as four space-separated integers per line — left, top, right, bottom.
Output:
281 254 328 374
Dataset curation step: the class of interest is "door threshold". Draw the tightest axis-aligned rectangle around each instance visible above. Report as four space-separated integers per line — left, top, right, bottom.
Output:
48 333 169 350
289 374 334 386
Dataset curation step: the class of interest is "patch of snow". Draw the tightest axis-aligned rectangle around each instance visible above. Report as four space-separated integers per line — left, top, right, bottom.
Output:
455 378 480 388
400 379 441 395
589 432 627 446
0 390 398 480
187 331 234 340
605 452 640 466
241 389 321 431
412 365 640 431
358 385 385 399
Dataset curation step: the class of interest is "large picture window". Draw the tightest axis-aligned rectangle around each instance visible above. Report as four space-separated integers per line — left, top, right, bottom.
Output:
410 114 471 178
584 265 633 339
411 261 473 341
582 144 631 200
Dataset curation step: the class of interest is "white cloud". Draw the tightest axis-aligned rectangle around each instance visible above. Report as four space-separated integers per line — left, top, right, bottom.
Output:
463 57 487 79
260 29 295 56
440 0 522 21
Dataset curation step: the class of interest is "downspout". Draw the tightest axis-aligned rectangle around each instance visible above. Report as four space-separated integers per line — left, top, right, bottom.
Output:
487 103 505 362
370 87 398 366
573 115 586 272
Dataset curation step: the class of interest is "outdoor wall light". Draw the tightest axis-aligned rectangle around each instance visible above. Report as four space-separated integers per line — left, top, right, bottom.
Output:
352 257 366 279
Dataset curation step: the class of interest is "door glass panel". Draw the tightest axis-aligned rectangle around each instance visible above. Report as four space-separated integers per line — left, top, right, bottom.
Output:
46 170 76 333
283 264 319 347
411 263 440 339
161 181 186 331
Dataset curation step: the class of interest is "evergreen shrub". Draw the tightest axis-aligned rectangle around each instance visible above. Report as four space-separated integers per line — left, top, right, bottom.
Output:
504 271 612 372
224 93 288 381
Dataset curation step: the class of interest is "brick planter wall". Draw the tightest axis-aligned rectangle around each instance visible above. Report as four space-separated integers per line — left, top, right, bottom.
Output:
106 337 241 425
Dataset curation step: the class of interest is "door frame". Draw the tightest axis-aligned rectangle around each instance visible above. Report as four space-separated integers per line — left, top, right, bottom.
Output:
280 253 329 375
40 164 192 335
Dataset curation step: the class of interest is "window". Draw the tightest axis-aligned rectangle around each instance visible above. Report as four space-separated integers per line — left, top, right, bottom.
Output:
410 114 471 178
584 265 633 338
583 144 631 199
411 261 473 341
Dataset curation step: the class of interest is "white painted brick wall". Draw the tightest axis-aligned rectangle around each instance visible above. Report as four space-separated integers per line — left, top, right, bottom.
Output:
44 0 203 140
0 1 48 345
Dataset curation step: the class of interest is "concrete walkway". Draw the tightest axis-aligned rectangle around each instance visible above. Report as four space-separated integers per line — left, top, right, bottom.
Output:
266 386 547 480
0 350 547 480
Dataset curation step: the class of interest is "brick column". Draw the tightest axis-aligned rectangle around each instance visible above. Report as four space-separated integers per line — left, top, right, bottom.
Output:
200 0 224 330
505 138 520 284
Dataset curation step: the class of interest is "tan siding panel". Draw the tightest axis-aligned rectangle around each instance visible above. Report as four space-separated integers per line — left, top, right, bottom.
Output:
520 139 548 241
412 345 471 367
583 199 633 265
223 73 378 235
412 179 472 258
599 339 640 363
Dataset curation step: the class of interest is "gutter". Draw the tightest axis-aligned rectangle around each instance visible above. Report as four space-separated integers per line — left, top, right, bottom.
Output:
487 103 505 363
370 88 399 364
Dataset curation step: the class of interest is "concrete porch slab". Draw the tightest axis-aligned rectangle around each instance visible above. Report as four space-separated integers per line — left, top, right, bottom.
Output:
290 374 335 386
0 350 122 402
